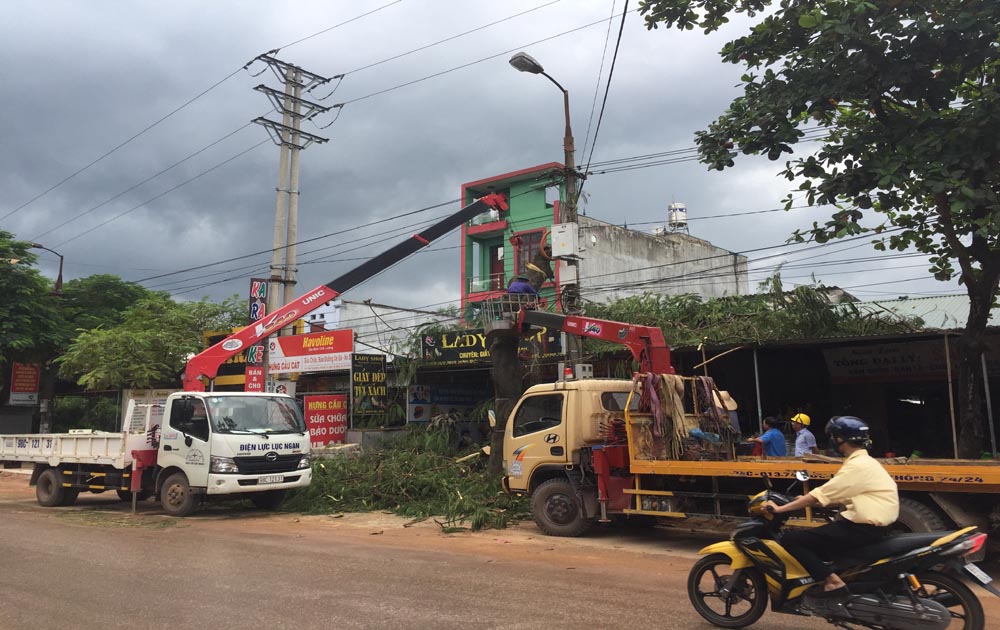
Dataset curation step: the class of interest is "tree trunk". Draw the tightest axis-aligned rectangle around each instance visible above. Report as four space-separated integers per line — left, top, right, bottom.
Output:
956 283 995 458
488 333 524 474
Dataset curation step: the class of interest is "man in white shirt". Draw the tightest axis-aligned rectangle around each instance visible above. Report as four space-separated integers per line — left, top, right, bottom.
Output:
791 413 818 457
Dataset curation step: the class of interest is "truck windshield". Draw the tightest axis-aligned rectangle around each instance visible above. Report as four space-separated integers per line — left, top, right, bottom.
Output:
204 396 306 434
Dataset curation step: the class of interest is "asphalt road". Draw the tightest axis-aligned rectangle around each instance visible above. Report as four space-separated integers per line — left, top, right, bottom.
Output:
0 472 997 630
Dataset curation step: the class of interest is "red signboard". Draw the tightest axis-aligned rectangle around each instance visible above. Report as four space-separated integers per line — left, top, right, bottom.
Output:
244 277 268 391
9 362 40 406
244 366 265 392
269 329 354 374
304 394 348 447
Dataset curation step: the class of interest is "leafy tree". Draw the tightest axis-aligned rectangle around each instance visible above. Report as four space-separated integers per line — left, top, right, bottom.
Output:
0 230 67 363
58 294 247 390
60 274 162 332
639 1 1000 456
585 278 918 349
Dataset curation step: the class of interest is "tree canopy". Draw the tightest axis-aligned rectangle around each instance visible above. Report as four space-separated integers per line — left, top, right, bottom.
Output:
58 293 247 390
0 230 67 363
639 0 1000 456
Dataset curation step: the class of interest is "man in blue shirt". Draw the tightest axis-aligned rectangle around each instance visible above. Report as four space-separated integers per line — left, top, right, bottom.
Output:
507 275 538 295
750 416 787 456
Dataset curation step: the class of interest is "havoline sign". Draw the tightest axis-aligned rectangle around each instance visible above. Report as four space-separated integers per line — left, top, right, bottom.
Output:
420 327 562 367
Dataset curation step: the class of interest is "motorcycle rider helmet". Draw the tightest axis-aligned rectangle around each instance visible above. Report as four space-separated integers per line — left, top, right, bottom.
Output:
825 415 871 447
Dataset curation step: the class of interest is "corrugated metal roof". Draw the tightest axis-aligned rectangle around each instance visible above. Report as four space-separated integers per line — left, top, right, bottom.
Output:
852 295 998 330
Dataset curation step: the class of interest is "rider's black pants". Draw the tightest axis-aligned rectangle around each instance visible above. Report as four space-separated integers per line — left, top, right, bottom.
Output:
781 518 887 581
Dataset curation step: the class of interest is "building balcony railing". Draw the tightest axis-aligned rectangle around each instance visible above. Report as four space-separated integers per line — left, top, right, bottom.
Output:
468 273 506 294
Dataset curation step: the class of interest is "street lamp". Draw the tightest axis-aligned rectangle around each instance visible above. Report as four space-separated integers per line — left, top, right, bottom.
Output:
30 242 63 293
509 52 577 222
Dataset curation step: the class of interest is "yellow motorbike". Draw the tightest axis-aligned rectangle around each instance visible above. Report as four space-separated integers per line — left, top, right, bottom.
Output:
688 474 999 629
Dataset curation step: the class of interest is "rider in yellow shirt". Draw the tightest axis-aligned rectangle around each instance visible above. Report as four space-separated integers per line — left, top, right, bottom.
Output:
765 416 899 607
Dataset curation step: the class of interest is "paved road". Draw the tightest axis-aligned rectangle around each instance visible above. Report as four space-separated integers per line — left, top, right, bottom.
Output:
0 472 996 630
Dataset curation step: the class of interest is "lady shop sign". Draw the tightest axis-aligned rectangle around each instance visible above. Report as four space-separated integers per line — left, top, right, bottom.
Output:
303 395 348 447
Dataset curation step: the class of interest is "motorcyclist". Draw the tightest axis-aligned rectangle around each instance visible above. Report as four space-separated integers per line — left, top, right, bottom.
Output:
764 416 899 607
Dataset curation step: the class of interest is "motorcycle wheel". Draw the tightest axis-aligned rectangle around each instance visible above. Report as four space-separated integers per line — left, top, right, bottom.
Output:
913 571 985 630
688 553 768 629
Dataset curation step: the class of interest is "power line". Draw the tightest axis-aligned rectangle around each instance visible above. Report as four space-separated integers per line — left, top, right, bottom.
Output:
1 3 404 226
53 140 270 248
31 122 255 242
580 0 628 190
341 0 563 76
275 0 405 51
581 0 617 160
334 8 635 106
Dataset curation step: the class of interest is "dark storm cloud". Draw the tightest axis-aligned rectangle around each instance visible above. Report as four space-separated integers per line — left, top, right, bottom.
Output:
1 0 953 311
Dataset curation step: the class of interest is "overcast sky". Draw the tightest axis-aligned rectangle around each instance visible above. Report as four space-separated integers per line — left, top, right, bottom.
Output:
0 0 960 317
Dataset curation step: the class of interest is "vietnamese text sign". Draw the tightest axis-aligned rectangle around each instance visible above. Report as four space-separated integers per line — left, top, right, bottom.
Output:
9 362 40 406
352 353 387 418
245 277 268 392
421 326 562 366
822 340 951 384
268 329 354 374
304 394 348 446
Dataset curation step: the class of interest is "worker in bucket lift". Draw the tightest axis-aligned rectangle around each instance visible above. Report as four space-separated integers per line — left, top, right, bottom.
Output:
507 275 538 295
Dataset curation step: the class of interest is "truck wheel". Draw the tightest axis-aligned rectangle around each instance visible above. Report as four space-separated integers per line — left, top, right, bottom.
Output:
251 490 287 510
116 489 152 502
531 478 595 537
60 488 79 506
894 497 948 533
160 473 196 517
36 468 66 507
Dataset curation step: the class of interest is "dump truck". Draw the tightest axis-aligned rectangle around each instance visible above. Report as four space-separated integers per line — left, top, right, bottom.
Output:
490 306 1000 539
2 193 510 515
0 392 311 515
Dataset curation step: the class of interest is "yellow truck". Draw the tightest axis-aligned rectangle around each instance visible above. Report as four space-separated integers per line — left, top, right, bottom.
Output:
492 309 1000 538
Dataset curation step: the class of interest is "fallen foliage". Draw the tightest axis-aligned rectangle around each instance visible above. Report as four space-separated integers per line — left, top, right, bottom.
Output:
284 426 528 532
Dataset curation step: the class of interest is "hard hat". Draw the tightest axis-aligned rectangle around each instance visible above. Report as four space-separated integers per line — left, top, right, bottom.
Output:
790 413 810 426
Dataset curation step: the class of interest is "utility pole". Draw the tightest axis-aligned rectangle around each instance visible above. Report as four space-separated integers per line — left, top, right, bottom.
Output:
250 53 334 385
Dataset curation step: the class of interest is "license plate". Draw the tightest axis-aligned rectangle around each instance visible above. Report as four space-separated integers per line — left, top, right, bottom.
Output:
965 563 993 585
258 475 284 485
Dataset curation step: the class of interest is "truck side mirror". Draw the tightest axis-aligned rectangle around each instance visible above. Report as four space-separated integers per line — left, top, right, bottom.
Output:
488 409 497 429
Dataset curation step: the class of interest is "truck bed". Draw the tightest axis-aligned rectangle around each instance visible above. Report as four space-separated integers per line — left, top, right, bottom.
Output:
0 431 130 469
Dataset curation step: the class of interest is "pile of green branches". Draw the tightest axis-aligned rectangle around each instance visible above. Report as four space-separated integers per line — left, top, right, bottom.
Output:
284 426 528 532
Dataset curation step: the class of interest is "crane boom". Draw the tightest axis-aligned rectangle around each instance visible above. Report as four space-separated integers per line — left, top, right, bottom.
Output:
517 309 673 374
183 193 509 391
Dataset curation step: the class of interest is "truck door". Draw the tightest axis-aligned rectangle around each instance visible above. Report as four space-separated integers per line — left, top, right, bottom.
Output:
160 397 211 489
507 392 567 487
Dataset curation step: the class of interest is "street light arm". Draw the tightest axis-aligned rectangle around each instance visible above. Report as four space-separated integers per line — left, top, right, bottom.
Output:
30 243 64 293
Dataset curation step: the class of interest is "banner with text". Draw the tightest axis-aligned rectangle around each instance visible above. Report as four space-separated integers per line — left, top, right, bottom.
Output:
351 353 387 419
304 394 348 446
420 326 562 366
245 277 268 392
268 329 354 374
8 362 40 406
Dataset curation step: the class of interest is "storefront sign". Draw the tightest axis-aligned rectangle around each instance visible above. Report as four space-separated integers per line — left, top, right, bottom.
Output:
268 329 354 374
304 394 348 446
420 326 562 366
351 353 387 418
8 362 40 406
823 340 950 384
245 277 268 392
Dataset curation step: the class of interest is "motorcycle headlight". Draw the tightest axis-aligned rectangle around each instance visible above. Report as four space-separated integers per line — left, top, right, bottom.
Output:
210 455 240 474
296 453 312 469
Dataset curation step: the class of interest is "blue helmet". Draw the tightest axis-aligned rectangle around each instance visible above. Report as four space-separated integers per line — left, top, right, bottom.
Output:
826 416 870 446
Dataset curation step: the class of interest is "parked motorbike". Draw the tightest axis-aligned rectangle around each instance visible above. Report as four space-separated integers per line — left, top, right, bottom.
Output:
687 473 1000 629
